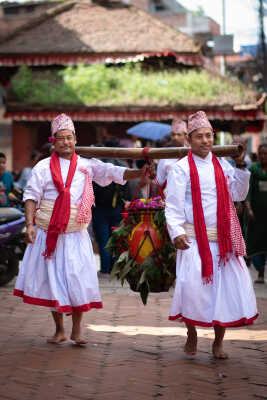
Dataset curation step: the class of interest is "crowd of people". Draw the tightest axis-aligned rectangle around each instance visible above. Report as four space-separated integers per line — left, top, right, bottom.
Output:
1 122 266 285
1 112 266 358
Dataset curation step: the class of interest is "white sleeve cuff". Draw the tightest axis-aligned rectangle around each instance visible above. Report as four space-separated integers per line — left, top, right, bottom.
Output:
116 167 127 185
168 225 186 243
234 167 250 177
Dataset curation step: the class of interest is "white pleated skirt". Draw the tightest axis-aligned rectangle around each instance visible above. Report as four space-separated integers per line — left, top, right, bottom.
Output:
14 227 102 314
169 238 258 327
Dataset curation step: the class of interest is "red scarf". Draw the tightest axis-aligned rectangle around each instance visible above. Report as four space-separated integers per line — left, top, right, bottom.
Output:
43 151 78 258
188 150 245 283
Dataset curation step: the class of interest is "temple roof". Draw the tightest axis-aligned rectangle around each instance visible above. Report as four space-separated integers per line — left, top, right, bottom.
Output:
0 0 202 66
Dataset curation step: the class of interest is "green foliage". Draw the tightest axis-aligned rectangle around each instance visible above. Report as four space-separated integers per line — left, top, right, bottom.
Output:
11 64 255 107
106 208 176 305
193 6 205 16
11 65 32 100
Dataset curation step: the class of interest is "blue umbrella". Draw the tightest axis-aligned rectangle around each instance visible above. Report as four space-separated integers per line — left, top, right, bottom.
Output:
127 121 171 142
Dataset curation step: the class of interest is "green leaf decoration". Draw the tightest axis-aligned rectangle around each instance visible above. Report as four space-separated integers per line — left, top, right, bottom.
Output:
140 283 149 305
116 251 129 264
110 264 120 279
120 259 134 280
108 204 176 305
137 269 147 289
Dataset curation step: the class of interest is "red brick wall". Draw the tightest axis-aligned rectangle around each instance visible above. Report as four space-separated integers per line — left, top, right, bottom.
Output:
12 121 33 171
208 17 220 35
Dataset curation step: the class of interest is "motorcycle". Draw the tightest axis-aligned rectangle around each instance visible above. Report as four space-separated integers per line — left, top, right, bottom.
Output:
0 190 26 286
8 186 24 211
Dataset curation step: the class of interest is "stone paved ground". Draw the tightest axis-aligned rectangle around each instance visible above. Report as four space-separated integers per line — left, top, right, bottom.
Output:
0 269 266 400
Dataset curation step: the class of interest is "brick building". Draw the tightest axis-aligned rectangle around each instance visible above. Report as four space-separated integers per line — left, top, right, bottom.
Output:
130 0 220 43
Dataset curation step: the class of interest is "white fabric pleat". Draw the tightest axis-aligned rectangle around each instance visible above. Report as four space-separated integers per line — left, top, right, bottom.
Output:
169 238 258 325
15 227 101 310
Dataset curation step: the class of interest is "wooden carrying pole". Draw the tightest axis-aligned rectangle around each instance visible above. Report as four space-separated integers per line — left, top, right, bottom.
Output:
75 145 242 160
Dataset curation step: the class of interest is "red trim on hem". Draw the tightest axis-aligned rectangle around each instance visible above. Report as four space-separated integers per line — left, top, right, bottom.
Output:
168 313 259 327
14 289 102 313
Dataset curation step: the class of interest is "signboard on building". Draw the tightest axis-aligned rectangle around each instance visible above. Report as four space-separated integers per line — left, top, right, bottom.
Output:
213 34 234 55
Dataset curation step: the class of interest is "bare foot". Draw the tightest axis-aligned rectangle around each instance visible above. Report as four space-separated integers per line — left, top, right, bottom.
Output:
71 312 87 345
212 343 229 359
184 331 197 355
70 334 88 345
70 326 88 345
47 332 67 344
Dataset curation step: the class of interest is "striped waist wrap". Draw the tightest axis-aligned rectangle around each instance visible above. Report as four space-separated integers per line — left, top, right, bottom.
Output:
184 222 218 242
35 199 88 233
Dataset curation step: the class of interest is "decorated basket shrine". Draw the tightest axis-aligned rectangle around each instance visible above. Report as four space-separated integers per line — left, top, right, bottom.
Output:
106 196 176 305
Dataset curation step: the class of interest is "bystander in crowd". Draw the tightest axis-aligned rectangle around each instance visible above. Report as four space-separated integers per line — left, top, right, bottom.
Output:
92 137 131 277
0 152 13 206
15 151 40 190
156 119 187 187
245 143 267 283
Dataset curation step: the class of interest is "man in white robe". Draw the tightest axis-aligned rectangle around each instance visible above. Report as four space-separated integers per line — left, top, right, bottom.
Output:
156 119 187 187
165 111 258 359
14 114 147 345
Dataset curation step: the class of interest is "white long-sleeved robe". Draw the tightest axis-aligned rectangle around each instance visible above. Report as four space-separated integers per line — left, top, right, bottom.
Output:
165 152 258 327
14 156 126 313
156 158 178 186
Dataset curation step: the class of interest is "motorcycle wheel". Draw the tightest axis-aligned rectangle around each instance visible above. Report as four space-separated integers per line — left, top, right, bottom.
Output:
0 256 19 286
